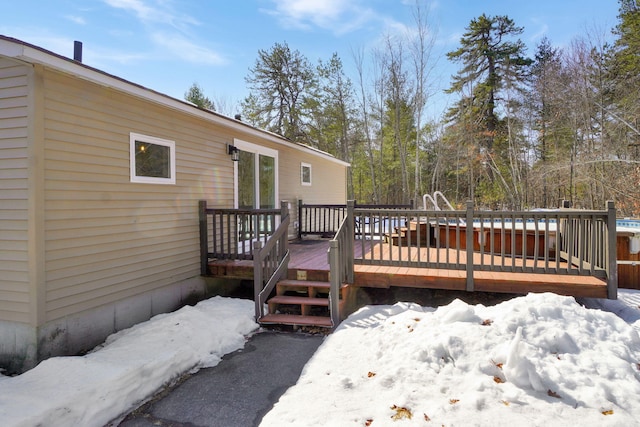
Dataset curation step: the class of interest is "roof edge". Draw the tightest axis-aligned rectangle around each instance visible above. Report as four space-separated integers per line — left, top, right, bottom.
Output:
0 35 350 168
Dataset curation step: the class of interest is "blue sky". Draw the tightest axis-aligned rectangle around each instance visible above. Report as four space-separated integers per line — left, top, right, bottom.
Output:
3 1 621 119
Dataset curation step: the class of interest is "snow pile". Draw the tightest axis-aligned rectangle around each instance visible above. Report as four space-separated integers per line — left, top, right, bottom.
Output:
260 293 640 427
581 291 640 331
0 297 257 427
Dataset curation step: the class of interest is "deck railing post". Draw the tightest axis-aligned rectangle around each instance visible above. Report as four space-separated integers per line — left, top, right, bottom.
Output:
346 200 355 284
328 240 340 326
606 200 618 299
281 200 290 267
199 200 208 276
465 200 474 292
297 199 303 240
253 241 264 320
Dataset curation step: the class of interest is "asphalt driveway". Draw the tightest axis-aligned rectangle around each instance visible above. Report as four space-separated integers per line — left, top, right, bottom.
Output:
116 331 324 427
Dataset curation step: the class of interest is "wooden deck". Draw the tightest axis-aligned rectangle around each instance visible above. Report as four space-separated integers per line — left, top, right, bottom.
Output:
208 238 608 299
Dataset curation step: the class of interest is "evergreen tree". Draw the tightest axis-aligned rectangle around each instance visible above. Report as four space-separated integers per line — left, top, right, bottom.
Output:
313 53 356 160
605 0 640 214
612 0 640 80
241 42 316 142
185 83 215 110
609 0 640 139
446 14 532 152
529 37 569 207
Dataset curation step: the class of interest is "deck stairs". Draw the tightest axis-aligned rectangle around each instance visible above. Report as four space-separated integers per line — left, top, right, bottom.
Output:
259 279 344 329
385 221 434 246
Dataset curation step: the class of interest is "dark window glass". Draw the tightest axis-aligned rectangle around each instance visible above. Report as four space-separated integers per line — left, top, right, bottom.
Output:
135 141 170 178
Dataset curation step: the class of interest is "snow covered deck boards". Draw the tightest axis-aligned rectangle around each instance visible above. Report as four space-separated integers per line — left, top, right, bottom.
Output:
208 239 608 299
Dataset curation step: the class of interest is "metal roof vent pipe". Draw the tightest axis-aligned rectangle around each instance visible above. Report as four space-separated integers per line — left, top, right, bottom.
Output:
74 41 83 62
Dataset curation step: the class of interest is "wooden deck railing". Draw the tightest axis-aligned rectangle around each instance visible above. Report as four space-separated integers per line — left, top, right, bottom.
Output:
199 200 291 320
336 200 617 299
200 199 618 324
199 201 284 268
328 206 354 326
298 199 414 239
253 206 290 321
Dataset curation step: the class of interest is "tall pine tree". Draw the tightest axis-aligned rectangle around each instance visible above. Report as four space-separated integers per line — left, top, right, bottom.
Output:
241 42 316 142
446 14 532 152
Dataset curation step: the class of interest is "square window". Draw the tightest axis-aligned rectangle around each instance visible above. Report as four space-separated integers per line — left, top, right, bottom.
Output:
130 133 176 184
301 162 312 186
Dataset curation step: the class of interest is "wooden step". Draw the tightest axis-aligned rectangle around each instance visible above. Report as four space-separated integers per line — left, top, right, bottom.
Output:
268 295 329 306
259 313 333 328
385 230 432 246
268 294 330 316
277 279 330 290
277 279 331 297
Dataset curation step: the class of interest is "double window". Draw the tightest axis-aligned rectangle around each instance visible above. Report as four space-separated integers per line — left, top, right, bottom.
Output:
129 133 176 184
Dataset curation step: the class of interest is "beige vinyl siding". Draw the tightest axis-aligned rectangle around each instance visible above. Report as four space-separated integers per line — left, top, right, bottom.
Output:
230 137 348 237
0 58 30 323
279 146 347 233
41 68 235 321
279 150 347 204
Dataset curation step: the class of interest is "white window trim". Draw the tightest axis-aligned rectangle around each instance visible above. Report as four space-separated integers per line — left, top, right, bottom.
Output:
129 132 176 184
301 162 312 186
232 138 279 209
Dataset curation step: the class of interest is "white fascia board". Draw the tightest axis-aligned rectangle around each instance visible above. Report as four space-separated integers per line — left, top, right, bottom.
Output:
0 37 350 168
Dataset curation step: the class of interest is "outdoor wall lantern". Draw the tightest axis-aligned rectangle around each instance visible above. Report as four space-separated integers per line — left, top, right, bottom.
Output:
227 144 240 162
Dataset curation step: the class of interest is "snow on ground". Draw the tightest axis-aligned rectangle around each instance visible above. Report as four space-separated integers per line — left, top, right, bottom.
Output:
260 291 640 427
1 291 640 427
581 290 640 329
0 297 258 427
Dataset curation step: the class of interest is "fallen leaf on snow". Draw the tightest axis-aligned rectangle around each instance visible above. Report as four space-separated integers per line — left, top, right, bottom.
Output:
449 399 459 405
367 371 376 378
547 389 561 399
390 405 412 420
602 410 614 415
493 376 504 384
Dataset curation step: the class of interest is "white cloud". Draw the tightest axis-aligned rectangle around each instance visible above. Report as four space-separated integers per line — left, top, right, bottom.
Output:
65 15 87 25
150 32 227 65
264 0 378 35
103 0 200 31
101 0 226 66
528 18 550 44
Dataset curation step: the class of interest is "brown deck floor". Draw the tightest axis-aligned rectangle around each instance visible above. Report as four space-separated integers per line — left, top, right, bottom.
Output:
209 238 609 299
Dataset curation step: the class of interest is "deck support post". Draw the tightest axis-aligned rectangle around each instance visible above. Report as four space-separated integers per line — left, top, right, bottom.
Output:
606 200 618 299
465 200 474 292
199 200 208 276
